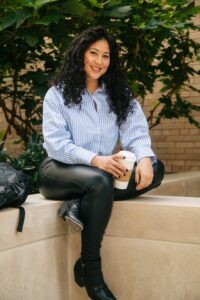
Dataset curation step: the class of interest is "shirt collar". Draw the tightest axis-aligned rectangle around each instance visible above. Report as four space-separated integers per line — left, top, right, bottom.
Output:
97 82 106 92
85 82 106 95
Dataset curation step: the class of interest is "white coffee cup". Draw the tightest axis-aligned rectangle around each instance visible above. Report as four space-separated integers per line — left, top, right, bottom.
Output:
114 150 136 190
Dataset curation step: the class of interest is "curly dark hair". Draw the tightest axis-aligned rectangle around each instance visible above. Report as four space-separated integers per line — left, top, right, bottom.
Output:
52 26 134 125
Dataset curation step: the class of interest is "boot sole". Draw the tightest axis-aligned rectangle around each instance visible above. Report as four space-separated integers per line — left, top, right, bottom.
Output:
64 216 83 231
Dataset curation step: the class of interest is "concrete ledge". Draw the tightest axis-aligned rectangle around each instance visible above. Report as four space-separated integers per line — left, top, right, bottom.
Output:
69 195 200 300
0 195 69 300
0 194 68 252
1 191 200 299
147 171 200 197
107 195 200 244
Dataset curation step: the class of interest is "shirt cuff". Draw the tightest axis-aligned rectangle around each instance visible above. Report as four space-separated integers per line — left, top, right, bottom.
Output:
75 148 98 165
134 147 157 165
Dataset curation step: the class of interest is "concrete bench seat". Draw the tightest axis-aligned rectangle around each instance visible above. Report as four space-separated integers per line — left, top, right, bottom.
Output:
0 194 68 251
1 190 200 299
147 171 200 197
70 195 200 300
0 194 68 300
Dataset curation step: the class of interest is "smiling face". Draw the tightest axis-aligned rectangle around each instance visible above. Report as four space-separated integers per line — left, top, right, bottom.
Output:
84 39 110 87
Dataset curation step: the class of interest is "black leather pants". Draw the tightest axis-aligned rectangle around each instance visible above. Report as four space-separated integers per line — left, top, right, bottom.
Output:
39 158 165 262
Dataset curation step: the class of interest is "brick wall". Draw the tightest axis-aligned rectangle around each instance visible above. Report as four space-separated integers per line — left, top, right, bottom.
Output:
0 114 24 155
151 117 200 173
143 75 200 172
142 6 200 173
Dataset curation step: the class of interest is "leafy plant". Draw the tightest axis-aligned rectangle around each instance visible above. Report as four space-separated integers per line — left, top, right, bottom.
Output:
0 129 11 161
0 0 88 143
0 131 47 193
95 0 200 128
11 134 47 194
0 147 11 163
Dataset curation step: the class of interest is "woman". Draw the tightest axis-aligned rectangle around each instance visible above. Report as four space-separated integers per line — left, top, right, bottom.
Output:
39 26 164 300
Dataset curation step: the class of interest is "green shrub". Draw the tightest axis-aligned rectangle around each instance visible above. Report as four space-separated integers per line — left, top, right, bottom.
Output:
0 134 47 194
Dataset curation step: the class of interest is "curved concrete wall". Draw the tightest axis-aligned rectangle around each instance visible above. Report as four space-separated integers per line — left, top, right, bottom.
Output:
1 172 200 300
0 195 69 300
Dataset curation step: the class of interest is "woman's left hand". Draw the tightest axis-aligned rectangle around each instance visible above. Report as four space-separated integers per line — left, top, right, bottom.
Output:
135 157 153 190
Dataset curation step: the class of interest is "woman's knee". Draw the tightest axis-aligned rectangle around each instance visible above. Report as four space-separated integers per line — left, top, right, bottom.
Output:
87 169 113 194
80 170 114 220
82 169 114 209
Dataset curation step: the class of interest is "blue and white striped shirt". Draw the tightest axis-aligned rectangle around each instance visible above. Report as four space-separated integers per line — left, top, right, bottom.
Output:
43 85 156 165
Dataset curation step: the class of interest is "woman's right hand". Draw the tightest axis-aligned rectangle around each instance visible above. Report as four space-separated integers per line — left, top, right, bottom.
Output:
91 154 127 178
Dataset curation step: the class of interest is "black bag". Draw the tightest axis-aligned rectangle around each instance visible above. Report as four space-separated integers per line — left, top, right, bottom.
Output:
0 162 32 232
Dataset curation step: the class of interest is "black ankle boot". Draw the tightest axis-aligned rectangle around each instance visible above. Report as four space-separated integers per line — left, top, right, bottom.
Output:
74 258 117 300
58 199 83 231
